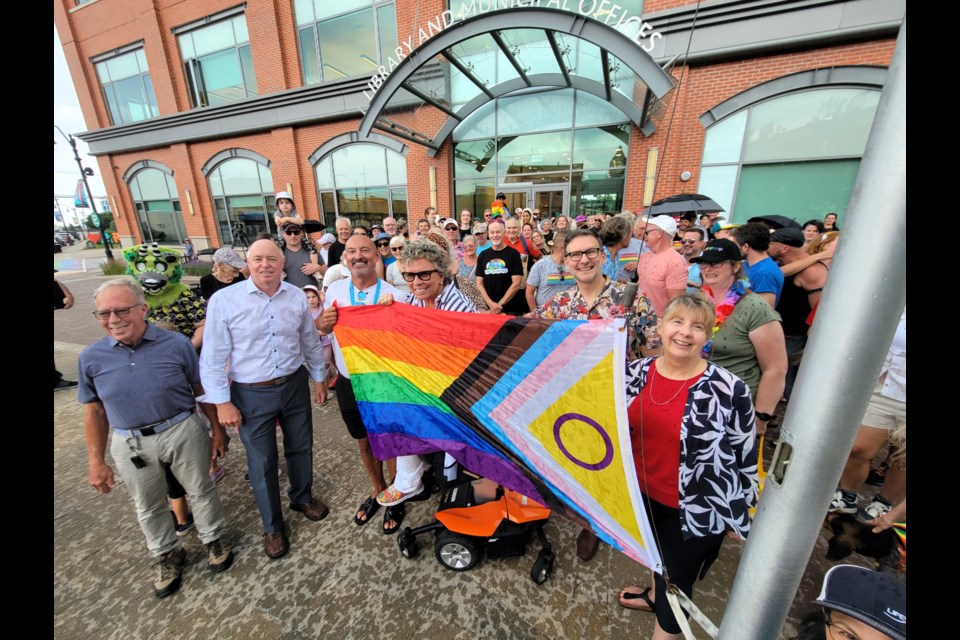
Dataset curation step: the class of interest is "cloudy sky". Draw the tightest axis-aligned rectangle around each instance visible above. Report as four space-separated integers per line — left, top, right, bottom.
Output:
55 24 106 224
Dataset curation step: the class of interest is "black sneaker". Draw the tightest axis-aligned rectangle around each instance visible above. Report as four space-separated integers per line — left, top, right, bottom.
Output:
54 379 78 390
865 463 888 487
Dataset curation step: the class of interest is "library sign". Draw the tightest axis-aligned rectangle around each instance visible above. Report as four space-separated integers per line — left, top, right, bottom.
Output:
362 0 663 102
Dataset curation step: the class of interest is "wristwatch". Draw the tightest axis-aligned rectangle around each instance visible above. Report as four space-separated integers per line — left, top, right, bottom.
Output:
755 411 773 422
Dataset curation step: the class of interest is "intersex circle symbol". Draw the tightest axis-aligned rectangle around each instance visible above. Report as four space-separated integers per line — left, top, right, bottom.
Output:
553 413 613 471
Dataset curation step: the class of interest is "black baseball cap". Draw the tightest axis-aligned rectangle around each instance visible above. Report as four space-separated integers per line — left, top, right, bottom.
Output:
770 227 805 248
690 238 742 264
815 564 905 640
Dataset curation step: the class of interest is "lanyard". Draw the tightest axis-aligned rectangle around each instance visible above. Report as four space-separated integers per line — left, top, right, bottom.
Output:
349 280 381 306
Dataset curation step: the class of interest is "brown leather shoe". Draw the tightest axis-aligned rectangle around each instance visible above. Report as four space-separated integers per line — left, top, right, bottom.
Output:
290 497 330 522
576 528 599 561
263 530 289 559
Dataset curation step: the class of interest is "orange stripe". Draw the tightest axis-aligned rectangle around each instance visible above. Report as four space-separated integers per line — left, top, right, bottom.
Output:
336 304 508 350
336 324 479 378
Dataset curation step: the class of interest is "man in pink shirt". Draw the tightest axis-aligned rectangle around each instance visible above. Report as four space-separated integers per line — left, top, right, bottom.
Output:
636 214 688 316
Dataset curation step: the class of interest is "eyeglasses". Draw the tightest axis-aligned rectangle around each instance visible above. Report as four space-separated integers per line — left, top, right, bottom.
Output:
284 228 302 235
92 305 141 320
643 228 662 237
391 245 405 252
401 269 439 282
376 241 390 248
680 239 699 245
824 611 863 640
697 261 727 270
565 247 602 261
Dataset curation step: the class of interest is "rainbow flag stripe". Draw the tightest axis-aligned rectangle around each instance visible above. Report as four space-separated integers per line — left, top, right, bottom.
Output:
335 304 662 572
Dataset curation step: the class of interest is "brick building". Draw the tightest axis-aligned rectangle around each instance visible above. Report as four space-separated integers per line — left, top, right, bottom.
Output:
55 0 904 250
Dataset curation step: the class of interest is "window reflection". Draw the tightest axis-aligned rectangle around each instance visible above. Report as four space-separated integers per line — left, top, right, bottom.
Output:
207 158 274 246
128 169 186 245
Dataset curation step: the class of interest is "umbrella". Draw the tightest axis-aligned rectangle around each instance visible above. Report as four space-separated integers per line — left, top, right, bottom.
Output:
747 214 801 230
645 193 724 216
300 220 328 234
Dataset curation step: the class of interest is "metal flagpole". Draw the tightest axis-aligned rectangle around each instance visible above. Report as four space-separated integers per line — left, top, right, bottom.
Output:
717 19 906 639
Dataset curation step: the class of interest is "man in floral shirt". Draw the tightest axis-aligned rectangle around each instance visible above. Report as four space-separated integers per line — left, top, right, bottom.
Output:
528 229 661 561
528 229 661 362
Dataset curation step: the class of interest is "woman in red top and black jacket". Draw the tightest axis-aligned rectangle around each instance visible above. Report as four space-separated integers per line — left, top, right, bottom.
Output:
618 293 758 639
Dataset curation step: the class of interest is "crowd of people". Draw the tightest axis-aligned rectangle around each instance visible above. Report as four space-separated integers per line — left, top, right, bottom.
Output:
64 197 904 639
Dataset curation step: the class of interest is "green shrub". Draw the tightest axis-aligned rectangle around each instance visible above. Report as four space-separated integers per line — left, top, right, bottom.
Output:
183 263 213 276
99 259 128 276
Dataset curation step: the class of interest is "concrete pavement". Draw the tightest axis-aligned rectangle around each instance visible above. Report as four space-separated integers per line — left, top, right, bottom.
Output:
53 257 869 640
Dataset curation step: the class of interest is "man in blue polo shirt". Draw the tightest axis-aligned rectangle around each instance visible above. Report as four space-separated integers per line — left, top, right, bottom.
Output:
79 279 232 599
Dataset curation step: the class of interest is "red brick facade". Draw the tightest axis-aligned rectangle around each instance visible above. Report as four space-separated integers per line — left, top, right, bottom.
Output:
55 0 896 247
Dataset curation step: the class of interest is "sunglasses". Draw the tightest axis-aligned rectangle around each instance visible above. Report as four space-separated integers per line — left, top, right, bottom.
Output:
284 228 302 235
391 245 405 252
401 269 439 282
680 239 699 245
92 305 142 320
376 241 390 248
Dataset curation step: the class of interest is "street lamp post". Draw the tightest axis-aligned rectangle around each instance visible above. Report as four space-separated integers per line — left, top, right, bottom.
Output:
54 125 113 260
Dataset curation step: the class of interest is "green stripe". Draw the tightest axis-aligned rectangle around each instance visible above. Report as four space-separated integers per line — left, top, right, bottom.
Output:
350 371 455 416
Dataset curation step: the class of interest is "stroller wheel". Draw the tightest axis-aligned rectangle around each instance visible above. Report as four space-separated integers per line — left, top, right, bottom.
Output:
531 549 555 584
398 528 419 559
435 531 480 571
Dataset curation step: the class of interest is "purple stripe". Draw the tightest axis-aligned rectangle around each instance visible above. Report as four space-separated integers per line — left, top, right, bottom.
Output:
369 432 546 504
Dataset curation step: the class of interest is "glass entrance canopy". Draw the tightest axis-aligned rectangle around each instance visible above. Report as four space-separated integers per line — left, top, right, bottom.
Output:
358 8 675 156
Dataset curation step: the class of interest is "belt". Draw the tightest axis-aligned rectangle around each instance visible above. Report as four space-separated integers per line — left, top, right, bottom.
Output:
233 372 296 388
114 409 194 437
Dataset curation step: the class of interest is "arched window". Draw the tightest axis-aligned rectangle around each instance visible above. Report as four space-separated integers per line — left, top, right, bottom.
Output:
312 135 407 228
453 88 631 217
204 151 274 247
125 164 186 245
698 78 882 224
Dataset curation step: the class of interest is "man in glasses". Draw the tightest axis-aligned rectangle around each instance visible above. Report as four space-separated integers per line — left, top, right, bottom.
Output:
475 218 526 316
472 222 491 253
278 221 325 288
442 218 462 257
680 227 707 291
382 217 399 237
527 229 661 563
318 234 407 535
79 279 233 597
636 215 688 317
374 232 396 268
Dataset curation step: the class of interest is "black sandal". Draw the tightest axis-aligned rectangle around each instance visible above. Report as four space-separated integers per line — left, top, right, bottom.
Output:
382 503 405 535
354 496 379 526
619 586 655 612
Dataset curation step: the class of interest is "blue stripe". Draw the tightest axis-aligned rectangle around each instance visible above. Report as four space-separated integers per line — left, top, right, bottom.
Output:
471 320 585 445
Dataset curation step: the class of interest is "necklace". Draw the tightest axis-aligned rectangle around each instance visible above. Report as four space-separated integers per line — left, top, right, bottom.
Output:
647 364 697 406
700 278 748 358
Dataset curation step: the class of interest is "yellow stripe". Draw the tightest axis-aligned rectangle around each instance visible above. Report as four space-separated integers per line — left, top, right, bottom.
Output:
343 345 455 397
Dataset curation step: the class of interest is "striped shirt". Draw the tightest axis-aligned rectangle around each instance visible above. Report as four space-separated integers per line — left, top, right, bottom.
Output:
404 282 477 313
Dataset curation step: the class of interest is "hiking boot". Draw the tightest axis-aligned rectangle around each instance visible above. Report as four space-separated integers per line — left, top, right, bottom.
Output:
152 547 186 598
864 495 892 519
205 538 233 573
828 489 858 514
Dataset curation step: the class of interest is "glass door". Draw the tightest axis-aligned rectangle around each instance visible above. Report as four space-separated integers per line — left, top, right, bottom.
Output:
498 188 529 216
498 184 569 218
533 185 568 217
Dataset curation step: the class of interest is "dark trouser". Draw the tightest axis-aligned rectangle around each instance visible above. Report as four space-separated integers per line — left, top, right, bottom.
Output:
232 367 314 534
783 335 808 401
648 498 724 635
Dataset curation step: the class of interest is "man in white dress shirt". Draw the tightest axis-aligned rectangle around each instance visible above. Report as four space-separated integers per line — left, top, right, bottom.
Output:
200 239 329 560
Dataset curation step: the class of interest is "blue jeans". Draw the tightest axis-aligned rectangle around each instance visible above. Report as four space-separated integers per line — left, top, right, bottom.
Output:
232 367 314 534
